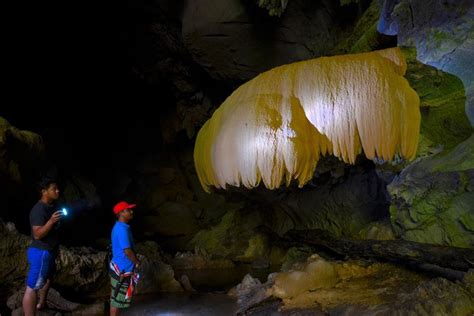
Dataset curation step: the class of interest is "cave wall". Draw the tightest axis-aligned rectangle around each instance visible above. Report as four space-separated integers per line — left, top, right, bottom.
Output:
2 0 473 285
378 0 474 125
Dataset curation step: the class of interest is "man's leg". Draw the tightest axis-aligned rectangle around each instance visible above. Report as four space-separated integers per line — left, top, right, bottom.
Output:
22 286 37 316
110 274 131 315
110 306 120 316
37 278 51 309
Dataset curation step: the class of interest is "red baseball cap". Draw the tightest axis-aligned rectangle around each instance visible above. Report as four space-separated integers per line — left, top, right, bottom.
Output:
113 201 136 214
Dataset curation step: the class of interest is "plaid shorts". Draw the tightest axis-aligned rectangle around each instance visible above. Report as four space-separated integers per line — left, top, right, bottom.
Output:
110 272 132 309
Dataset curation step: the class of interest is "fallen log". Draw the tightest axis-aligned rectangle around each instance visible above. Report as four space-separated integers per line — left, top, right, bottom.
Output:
284 229 474 271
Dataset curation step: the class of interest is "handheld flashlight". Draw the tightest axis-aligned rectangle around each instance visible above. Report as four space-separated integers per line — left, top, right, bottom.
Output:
62 208 68 216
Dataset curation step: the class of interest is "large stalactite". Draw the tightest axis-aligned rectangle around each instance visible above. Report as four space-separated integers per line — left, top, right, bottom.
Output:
194 48 420 192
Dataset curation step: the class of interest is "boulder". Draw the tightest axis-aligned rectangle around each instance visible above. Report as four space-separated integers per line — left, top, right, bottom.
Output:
135 241 183 293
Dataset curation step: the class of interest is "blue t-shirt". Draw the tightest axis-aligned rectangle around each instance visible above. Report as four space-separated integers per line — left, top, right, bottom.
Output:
111 221 135 272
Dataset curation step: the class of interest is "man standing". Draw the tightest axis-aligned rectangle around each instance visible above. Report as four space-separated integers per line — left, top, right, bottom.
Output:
110 201 140 315
22 178 63 315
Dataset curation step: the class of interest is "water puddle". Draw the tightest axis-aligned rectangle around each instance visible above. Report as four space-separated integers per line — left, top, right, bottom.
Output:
123 292 237 315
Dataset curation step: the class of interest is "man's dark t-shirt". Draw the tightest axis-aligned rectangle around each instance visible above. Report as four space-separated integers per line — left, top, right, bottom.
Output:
30 201 60 251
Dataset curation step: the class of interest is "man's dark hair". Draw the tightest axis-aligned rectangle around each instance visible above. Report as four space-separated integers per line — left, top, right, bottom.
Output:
37 177 57 193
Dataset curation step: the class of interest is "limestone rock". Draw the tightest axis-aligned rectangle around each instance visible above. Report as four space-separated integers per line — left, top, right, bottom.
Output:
255 0 289 17
272 256 339 299
0 117 45 183
143 202 199 236
358 220 396 240
232 273 274 314
189 209 273 262
388 135 474 247
378 0 474 125
403 48 473 155
182 0 339 81
272 170 390 239
135 241 183 293
171 251 234 270
0 220 29 299
54 246 109 297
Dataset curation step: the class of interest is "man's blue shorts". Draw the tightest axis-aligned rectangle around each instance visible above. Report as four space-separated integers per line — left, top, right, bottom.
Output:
26 247 55 290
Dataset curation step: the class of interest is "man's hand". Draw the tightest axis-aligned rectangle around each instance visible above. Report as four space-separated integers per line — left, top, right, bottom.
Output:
48 211 63 224
124 248 140 269
32 211 63 240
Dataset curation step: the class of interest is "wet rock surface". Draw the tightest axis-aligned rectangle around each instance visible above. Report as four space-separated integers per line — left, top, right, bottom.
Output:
235 254 474 315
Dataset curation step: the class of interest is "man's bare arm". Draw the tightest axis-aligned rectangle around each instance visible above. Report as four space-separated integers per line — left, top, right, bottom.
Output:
124 248 140 267
32 211 62 240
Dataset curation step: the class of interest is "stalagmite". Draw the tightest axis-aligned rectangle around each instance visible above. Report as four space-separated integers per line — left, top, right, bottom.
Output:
194 48 420 192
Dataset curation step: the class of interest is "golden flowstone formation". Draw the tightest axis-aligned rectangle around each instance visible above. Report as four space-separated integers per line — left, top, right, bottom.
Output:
195 48 420 192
